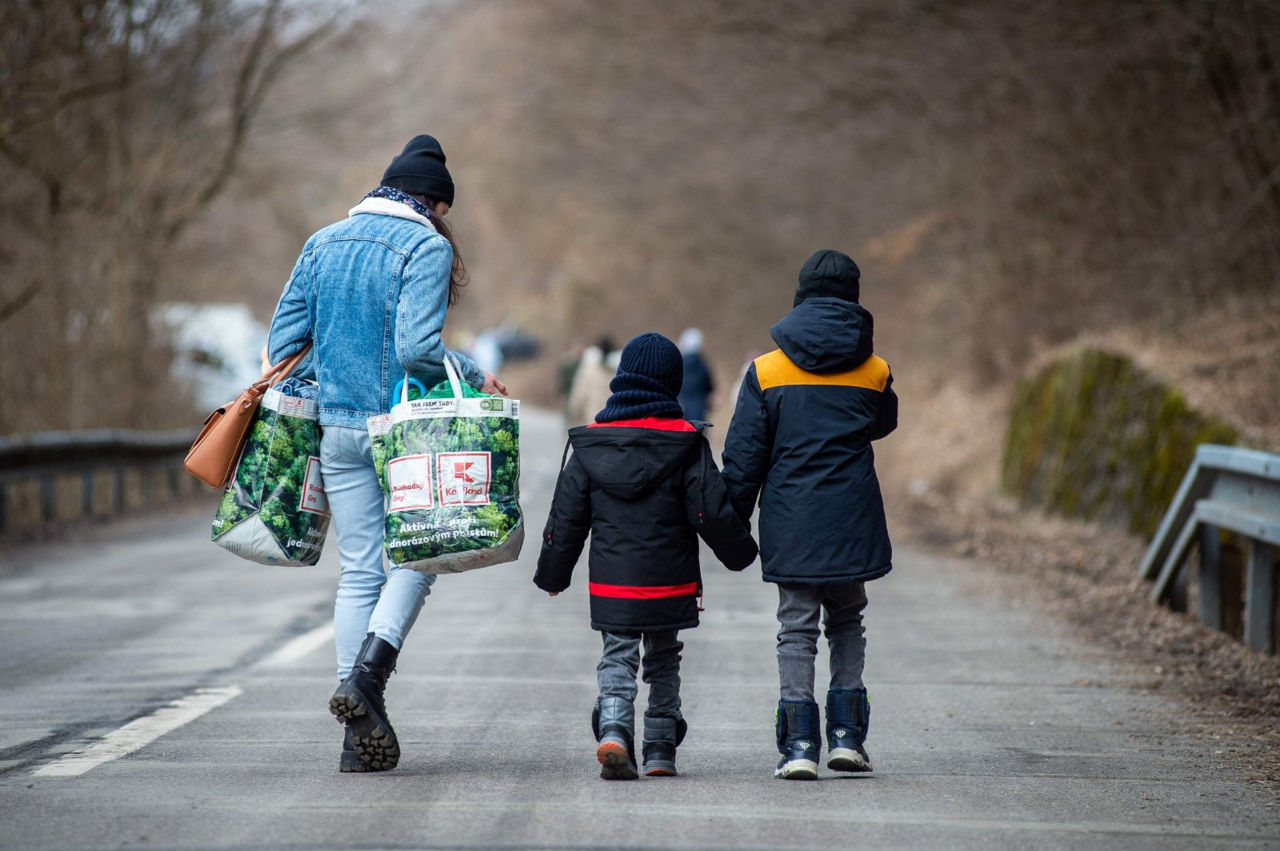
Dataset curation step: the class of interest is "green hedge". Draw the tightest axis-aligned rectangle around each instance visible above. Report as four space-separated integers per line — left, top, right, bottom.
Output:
1002 348 1237 536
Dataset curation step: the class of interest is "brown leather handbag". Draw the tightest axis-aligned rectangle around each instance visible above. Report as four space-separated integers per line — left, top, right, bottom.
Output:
184 344 313 489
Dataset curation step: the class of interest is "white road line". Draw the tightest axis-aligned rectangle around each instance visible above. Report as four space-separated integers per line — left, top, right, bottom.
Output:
34 685 242 778
256 623 333 669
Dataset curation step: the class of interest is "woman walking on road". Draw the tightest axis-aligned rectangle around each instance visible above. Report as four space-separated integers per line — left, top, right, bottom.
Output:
266 134 506 772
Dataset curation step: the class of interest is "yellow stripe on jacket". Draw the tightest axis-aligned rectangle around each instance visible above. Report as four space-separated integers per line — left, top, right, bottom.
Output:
754 349 891 392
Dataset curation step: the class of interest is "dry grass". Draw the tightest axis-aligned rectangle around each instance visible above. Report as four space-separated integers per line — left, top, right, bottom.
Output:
880 290 1280 787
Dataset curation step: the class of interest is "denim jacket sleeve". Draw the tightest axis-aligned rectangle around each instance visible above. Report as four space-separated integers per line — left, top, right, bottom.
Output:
396 235 485 390
266 248 316 381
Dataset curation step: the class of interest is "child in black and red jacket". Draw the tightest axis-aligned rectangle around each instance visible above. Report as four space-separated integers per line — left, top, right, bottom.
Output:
535 332 757 780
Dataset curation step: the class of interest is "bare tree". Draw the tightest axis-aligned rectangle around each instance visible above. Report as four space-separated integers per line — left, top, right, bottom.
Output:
0 0 335 432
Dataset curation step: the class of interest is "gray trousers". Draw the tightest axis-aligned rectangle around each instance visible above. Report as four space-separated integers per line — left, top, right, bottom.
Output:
776 582 868 702
597 630 683 719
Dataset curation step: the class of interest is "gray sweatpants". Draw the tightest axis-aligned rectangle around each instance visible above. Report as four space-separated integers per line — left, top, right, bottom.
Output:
776 582 868 702
597 630 683 719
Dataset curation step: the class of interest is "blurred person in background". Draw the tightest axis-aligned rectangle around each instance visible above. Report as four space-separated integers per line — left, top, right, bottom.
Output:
267 134 506 773
566 335 618 425
676 327 715 422
470 328 504 375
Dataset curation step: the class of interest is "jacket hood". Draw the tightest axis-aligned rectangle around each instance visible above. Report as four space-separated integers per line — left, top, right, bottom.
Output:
567 424 701 500
770 297 875 374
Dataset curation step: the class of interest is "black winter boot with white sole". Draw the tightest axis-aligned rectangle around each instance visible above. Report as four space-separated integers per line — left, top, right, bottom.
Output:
641 713 688 777
330 633 400 771
592 696 638 780
774 699 821 780
826 688 873 773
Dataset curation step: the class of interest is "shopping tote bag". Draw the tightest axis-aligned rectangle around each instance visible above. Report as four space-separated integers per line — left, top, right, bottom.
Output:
367 356 523 574
211 379 330 565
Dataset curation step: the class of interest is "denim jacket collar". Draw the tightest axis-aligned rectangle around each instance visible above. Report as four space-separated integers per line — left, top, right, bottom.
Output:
347 196 438 232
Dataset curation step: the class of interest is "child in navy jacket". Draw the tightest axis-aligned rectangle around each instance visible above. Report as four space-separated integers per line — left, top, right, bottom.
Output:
723 250 898 780
536 332 757 779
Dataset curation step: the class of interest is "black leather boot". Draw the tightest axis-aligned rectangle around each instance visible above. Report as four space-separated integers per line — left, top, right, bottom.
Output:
330 633 400 771
339 726 365 773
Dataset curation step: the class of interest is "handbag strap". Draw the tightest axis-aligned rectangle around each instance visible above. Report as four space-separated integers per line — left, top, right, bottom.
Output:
260 342 313 387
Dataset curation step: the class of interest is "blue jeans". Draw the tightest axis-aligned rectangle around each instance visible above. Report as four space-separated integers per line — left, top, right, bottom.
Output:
321 425 436 680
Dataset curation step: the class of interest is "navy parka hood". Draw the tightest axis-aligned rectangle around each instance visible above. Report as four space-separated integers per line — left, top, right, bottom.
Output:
770 297 875 375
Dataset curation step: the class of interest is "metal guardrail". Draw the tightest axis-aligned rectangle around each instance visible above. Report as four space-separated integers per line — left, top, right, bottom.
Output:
1139 444 1280 653
0 429 199 535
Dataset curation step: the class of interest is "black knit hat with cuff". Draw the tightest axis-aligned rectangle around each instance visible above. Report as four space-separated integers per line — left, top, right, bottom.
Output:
596 332 685 422
381 134 455 206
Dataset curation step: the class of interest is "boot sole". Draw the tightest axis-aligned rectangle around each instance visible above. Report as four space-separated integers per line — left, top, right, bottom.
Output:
330 689 400 771
642 754 677 776
774 759 819 780
828 747 873 773
597 740 638 780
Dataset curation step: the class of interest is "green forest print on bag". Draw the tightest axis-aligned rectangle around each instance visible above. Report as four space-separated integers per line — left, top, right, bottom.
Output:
212 385 330 565
368 358 523 574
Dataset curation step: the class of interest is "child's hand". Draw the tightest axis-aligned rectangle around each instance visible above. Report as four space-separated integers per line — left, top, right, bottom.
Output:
546 591 559 597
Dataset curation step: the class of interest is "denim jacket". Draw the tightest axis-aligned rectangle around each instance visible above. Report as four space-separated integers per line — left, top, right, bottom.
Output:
266 196 485 428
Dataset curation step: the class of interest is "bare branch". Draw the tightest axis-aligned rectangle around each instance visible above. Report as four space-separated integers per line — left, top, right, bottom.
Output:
0 281 41 324
166 4 334 240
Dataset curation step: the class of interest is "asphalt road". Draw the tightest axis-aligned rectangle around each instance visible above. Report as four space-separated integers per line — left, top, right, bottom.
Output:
1 407 1277 850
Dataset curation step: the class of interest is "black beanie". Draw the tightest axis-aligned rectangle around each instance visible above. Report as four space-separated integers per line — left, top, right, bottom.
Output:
381 134 455 206
794 249 860 306
596 333 685 422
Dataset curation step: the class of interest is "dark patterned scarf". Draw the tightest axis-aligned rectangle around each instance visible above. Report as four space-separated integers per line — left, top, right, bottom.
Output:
364 185 432 219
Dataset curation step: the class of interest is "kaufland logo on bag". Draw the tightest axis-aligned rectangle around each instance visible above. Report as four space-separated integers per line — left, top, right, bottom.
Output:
387 454 434 512
437 452 491 505
299 456 330 516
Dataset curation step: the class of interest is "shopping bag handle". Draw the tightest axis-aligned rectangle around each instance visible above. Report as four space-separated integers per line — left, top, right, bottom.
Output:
396 354 464 406
395 376 428 404
442 352 464 399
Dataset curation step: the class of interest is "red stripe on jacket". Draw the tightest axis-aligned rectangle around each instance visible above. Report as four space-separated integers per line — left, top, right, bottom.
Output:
588 417 696 432
589 581 699 599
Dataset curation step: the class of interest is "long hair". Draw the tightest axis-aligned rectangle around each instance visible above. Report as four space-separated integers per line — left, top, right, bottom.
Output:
416 194 468 305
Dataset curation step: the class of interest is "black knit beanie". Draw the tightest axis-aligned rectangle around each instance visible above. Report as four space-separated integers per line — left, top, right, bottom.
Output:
794 249 860 306
595 333 685 422
381 134 455 206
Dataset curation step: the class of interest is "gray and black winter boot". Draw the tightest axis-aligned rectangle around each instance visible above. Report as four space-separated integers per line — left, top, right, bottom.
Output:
774 699 821 780
329 633 400 771
641 713 688 777
826 688 873 772
592 696 639 780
